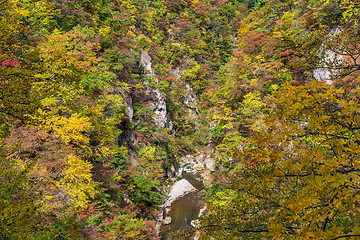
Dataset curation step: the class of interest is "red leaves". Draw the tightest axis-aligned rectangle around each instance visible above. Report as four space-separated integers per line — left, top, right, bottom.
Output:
119 47 126 54
103 218 112 228
281 49 293 56
244 31 269 54
135 132 142 141
1 57 20 67
281 49 294 62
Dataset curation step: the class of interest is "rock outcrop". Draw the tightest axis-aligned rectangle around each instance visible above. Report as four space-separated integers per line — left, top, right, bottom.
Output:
164 179 197 209
313 28 344 84
140 51 172 129
177 149 215 177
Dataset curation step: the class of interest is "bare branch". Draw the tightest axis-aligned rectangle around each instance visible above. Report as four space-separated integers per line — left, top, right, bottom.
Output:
202 224 269 233
352 100 358 122
301 132 351 140
321 216 329 231
0 0 9 6
331 234 360 240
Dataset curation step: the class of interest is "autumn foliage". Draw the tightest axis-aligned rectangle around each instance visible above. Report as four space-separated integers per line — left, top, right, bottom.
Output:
2 0 360 239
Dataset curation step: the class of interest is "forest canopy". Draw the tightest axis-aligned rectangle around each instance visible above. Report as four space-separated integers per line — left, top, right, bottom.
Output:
1 0 360 239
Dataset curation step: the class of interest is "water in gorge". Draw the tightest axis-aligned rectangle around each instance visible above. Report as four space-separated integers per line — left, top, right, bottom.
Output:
160 172 205 239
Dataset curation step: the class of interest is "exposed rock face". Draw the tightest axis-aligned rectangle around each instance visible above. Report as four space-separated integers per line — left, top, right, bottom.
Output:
164 179 197 208
151 87 171 129
119 91 138 165
177 149 215 177
170 67 198 121
313 49 344 84
140 51 153 75
140 51 172 129
184 83 198 120
313 28 344 84
124 96 134 121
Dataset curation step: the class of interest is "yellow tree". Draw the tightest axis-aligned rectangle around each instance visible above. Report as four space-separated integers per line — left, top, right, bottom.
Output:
196 80 360 240
0 0 44 124
1 0 122 218
0 0 55 238
23 26 123 213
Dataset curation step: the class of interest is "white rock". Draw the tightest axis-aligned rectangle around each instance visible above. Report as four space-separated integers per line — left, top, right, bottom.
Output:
203 154 215 170
163 216 172 225
198 205 207 217
140 51 153 75
191 219 200 228
313 28 344 84
178 150 215 176
125 99 134 121
140 51 173 129
165 179 197 206
313 49 344 84
151 88 168 128
184 84 198 120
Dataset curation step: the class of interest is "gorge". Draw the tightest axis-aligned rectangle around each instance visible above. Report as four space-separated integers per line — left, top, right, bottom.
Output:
1 0 360 239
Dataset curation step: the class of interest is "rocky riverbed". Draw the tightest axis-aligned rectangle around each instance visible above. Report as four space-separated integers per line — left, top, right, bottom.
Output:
159 149 215 239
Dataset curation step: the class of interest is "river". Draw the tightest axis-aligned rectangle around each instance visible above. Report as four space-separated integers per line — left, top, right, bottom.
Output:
160 172 205 239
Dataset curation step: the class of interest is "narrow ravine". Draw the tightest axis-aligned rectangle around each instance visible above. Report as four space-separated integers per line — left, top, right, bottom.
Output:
160 172 205 239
